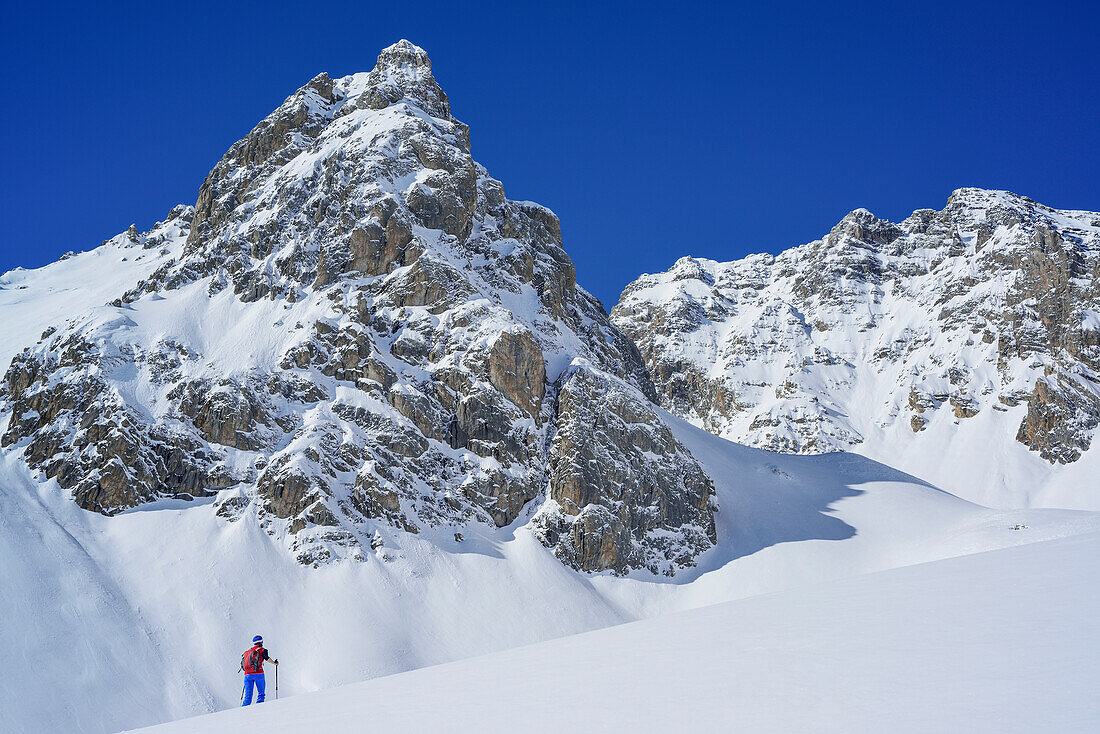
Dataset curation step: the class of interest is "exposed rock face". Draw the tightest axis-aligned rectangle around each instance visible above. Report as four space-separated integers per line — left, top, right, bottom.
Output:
1 330 230 514
0 41 714 574
171 377 280 451
1015 377 1100 463
535 366 716 575
612 189 1100 503
487 330 545 417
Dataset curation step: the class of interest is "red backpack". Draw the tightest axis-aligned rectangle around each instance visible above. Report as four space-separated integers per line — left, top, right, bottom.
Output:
241 646 265 674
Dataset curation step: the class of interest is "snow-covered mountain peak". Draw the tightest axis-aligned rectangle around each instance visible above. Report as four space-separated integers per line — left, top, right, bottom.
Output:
613 189 1100 509
171 40 477 299
366 39 447 116
827 207 902 249
943 186 1034 213
376 38 434 71
1 42 712 578
668 255 718 284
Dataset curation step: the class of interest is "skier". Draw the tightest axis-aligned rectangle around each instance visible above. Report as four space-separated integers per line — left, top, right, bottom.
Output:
240 635 278 706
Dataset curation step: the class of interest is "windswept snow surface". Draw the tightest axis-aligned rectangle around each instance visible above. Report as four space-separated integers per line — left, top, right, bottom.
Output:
130 531 1100 734
2 416 1097 733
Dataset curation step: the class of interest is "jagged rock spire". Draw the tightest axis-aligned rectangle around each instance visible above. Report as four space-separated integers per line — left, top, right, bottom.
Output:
363 39 450 118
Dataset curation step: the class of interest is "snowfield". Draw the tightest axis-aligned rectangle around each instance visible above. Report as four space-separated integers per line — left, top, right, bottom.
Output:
0 212 188 372
128 530 1100 734
2 415 1097 733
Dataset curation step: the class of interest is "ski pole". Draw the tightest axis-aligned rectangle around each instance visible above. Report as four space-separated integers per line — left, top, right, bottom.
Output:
275 663 279 699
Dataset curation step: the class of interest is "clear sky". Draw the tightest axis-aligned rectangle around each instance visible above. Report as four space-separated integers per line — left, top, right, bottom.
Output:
2 1 1097 307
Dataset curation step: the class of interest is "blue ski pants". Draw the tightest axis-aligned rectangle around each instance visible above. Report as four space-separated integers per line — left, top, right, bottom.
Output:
242 673 266 705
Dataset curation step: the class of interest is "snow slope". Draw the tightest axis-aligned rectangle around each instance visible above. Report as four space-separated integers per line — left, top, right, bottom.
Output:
2 414 1096 733
129 530 1100 734
0 208 189 373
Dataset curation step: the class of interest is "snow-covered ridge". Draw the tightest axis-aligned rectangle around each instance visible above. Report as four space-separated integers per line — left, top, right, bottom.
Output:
612 188 1100 508
0 205 193 372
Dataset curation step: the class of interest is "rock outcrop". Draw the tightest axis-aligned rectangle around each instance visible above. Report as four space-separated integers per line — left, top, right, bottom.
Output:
534 365 716 575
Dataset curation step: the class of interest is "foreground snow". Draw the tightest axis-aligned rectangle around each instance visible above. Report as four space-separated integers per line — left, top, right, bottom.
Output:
2 415 1097 733
130 530 1100 734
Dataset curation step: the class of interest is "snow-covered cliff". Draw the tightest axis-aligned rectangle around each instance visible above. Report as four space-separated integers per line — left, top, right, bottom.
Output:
612 189 1100 508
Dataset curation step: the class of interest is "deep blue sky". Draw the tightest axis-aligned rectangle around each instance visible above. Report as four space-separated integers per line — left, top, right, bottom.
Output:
2 1 1097 307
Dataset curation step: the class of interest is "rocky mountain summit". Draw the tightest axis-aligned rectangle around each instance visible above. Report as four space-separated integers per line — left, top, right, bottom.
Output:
612 189 1100 507
0 41 715 575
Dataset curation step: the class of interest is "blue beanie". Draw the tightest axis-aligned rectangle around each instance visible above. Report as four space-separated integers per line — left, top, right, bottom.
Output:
253 635 263 645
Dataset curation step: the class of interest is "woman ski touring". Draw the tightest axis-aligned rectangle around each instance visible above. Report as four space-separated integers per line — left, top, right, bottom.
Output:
240 635 278 706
